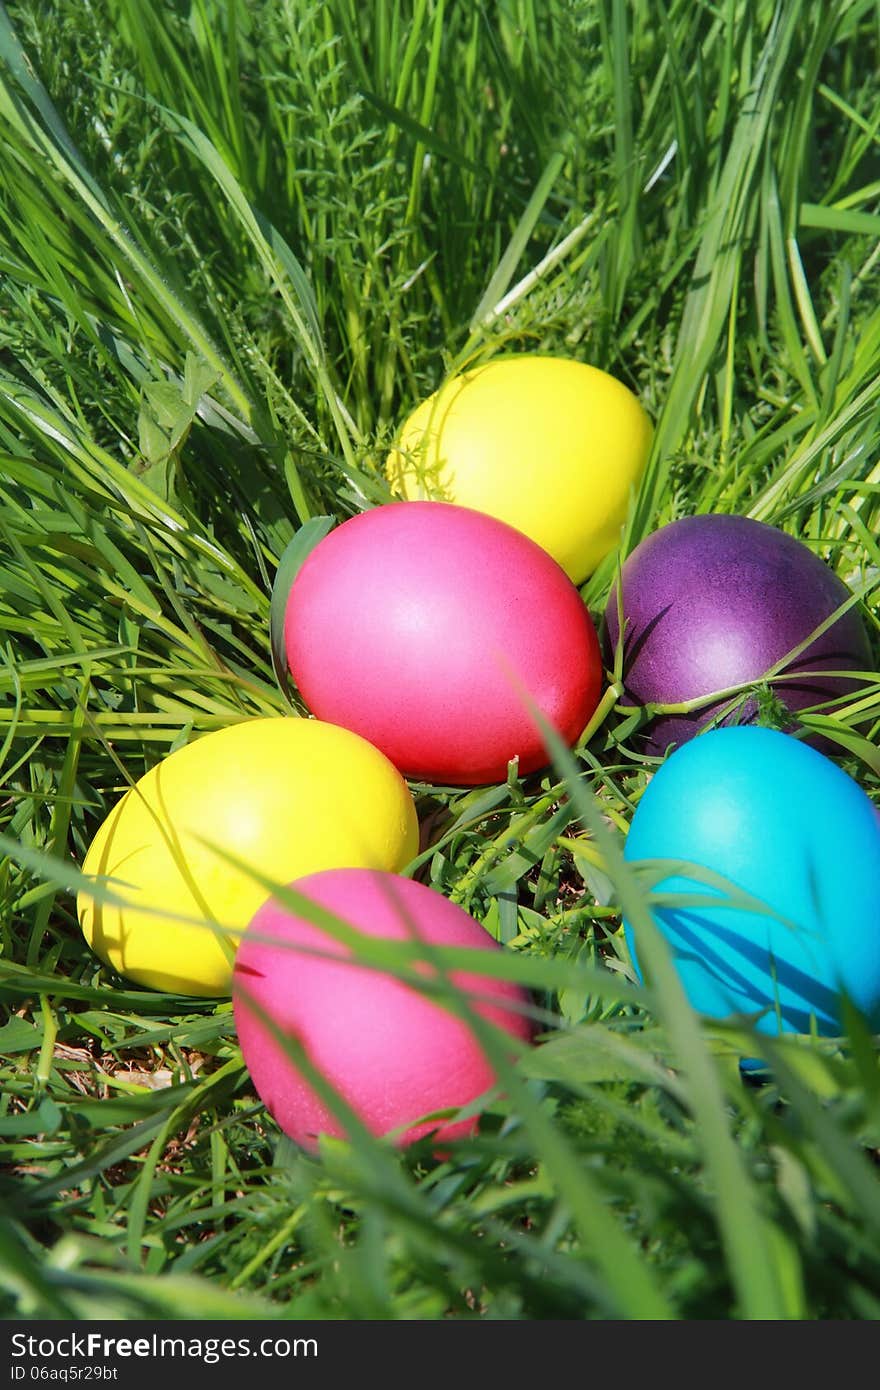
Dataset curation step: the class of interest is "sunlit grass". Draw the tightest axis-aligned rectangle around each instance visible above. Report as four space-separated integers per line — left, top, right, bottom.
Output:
1 0 880 1320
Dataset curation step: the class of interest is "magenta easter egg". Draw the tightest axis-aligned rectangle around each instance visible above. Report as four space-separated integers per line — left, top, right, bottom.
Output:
232 869 534 1150
605 514 873 755
284 502 603 785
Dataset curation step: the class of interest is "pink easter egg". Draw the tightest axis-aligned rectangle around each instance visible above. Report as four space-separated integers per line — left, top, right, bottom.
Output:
283 501 603 785
232 868 533 1151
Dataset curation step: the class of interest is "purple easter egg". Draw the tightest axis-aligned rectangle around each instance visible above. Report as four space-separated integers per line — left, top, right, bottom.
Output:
605 515 872 755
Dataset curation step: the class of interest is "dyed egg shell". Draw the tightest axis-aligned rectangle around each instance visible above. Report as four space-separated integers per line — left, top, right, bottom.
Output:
284 501 603 786
78 719 418 996
605 514 872 755
623 725 880 1036
233 868 534 1150
386 356 653 583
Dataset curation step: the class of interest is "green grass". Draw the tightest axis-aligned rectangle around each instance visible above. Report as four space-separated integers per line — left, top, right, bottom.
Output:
2 0 880 1320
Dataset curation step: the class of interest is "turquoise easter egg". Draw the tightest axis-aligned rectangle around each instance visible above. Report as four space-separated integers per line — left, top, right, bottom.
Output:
623 726 880 1036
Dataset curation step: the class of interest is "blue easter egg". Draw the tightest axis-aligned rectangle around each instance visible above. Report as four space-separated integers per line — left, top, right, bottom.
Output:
623 726 880 1036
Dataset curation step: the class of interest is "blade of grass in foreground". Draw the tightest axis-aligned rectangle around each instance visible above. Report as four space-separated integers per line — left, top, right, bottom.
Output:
531 702 798 1319
0 1208 76 1318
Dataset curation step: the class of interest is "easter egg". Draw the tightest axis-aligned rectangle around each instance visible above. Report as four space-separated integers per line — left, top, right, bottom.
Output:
386 355 653 583
284 501 603 786
233 868 533 1150
78 719 419 996
605 514 872 755
623 725 880 1036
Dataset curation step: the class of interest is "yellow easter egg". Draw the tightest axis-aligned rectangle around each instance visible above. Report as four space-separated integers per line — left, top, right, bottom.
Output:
386 355 653 583
78 718 419 996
